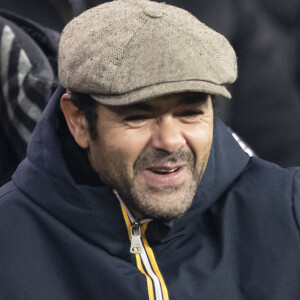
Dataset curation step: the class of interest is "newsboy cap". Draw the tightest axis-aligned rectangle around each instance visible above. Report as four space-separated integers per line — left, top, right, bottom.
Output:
58 0 237 105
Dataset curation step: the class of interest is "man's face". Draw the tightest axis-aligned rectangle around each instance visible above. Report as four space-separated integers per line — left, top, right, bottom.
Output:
87 93 214 221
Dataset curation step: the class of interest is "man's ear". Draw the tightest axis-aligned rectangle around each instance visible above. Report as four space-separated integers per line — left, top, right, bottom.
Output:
60 93 90 149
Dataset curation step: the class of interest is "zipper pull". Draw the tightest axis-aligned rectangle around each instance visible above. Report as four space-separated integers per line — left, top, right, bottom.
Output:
130 222 143 254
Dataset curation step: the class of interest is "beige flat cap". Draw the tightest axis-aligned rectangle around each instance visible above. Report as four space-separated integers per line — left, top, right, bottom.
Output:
58 0 237 105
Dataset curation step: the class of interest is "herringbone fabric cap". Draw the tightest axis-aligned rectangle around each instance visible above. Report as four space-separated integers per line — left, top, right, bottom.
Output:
58 0 237 105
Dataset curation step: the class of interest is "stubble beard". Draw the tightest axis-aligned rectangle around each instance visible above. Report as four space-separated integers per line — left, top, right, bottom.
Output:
97 147 208 222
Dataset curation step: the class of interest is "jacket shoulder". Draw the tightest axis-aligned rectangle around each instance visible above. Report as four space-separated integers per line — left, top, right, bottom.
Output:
293 169 300 235
0 181 20 202
233 157 300 237
238 157 297 192
0 180 34 222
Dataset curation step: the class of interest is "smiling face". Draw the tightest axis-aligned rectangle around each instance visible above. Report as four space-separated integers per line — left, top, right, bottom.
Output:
62 93 214 221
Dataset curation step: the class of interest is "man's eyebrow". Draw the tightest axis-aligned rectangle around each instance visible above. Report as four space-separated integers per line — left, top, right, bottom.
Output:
123 102 153 111
106 102 153 114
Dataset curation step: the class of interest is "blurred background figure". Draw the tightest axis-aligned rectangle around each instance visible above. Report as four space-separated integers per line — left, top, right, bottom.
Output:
0 0 84 30
0 0 299 186
0 6 60 185
0 0 93 185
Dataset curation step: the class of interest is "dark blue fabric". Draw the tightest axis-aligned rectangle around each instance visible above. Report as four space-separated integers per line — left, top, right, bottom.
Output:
0 88 300 299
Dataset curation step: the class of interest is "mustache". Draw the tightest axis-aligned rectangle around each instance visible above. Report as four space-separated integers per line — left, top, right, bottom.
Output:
133 147 194 170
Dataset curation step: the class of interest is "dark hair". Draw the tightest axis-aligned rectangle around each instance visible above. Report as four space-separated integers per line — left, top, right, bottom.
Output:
70 92 100 140
211 95 218 114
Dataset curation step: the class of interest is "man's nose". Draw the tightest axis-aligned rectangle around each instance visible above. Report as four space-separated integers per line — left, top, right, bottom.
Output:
150 117 186 153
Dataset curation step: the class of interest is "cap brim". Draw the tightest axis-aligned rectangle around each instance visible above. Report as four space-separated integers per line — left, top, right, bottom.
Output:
90 80 231 106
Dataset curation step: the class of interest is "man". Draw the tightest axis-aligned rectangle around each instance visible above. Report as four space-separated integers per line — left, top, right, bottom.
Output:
0 0 299 299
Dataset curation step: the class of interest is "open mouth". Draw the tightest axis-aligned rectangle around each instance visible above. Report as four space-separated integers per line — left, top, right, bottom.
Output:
149 167 180 175
142 165 186 187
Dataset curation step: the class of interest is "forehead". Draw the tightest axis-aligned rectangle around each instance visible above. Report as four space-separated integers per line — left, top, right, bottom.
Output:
107 93 210 114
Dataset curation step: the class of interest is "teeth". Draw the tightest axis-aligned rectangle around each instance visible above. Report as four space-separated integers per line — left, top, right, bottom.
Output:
153 168 178 173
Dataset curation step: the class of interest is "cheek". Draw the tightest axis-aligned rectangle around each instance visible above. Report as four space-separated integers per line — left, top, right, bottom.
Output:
184 125 213 159
95 129 150 173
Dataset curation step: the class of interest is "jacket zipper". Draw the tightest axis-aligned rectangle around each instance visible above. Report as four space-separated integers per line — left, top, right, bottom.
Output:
130 220 143 254
113 190 169 300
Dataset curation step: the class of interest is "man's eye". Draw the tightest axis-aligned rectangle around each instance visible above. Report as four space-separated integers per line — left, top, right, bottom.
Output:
179 110 203 117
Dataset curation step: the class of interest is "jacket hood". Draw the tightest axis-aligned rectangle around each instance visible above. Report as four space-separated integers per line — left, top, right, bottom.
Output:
13 86 250 248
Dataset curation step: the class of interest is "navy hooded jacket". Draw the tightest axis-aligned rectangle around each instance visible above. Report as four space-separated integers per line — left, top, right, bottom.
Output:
0 86 300 299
